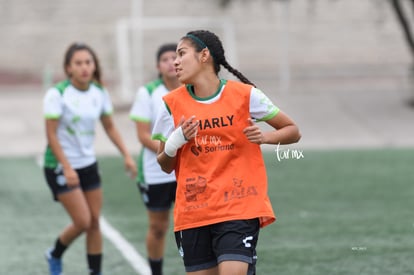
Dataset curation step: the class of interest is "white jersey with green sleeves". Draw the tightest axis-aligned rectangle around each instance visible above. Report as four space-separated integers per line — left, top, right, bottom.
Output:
152 80 280 142
129 79 176 185
43 80 113 169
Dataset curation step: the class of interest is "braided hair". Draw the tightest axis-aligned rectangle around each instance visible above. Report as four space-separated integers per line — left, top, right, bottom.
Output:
184 30 256 87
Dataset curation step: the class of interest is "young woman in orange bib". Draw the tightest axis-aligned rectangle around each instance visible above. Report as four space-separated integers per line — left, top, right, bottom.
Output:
152 30 301 275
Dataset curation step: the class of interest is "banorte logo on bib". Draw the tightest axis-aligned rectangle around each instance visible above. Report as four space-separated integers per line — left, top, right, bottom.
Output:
190 144 203 156
190 133 235 156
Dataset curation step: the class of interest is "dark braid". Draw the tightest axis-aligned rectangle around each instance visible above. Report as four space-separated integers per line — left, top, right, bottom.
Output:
221 60 256 87
184 30 256 87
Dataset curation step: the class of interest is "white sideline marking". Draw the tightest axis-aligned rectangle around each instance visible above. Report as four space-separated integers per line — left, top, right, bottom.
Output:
100 216 151 275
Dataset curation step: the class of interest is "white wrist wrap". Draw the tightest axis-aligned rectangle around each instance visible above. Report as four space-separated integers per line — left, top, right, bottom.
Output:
164 126 188 157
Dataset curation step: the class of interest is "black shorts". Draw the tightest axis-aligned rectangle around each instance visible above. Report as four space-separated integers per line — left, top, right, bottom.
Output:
175 219 260 274
138 181 177 211
44 162 101 201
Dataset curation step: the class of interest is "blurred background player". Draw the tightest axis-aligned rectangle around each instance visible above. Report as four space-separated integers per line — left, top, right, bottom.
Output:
43 42 137 275
129 43 180 275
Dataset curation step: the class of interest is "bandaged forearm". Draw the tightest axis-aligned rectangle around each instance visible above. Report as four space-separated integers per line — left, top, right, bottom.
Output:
164 126 188 157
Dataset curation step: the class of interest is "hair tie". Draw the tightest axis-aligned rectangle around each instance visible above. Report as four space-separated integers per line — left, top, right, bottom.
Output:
185 34 216 63
185 34 207 49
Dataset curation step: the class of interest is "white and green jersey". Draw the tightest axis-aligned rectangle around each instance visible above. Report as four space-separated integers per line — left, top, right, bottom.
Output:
43 80 113 169
129 79 176 185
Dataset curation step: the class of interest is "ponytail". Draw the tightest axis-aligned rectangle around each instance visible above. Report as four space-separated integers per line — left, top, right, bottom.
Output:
221 60 256 87
184 30 256 87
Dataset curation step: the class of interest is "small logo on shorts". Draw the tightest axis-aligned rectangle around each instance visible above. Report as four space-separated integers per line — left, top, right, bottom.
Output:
56 175 66 186
243 236 253 248
178 245 184 257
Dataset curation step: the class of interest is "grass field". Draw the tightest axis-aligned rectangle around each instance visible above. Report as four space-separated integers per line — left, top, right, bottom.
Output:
1 148 413 274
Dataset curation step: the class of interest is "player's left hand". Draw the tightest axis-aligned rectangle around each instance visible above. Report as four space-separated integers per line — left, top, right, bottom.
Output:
243 118 264 144
124 155 137 179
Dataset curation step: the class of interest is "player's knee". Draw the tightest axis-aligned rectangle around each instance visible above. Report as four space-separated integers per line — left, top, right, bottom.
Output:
87 215 100 232
150 223 168 240
74 216 92 232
